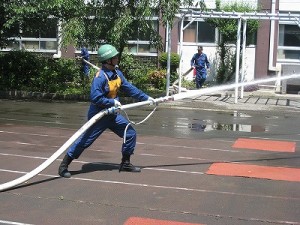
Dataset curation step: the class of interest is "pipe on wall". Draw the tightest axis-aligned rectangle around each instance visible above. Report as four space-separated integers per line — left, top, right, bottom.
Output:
268 0 278 71
53 19 62 59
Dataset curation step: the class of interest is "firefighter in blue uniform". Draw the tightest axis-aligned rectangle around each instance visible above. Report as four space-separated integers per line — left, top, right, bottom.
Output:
58 44 155 178
81 47 90 76
190 46 210 89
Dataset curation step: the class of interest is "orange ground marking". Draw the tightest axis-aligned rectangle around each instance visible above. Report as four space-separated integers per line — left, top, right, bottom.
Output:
124 217 204 225
232 138 296 152
207 163 300 182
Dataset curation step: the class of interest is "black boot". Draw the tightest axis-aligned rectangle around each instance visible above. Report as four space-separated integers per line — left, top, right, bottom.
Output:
58 154 73 178
119 154 141 173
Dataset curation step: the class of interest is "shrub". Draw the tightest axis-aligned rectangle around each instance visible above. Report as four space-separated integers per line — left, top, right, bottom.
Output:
0 50 90 94
181 78 196 89
158 52 180 85
147 69 166 89
119 52 155 90
159 52 180 68
205 0 259 84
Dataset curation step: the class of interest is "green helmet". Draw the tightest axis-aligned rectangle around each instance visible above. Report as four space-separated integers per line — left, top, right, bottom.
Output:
97 44 119 62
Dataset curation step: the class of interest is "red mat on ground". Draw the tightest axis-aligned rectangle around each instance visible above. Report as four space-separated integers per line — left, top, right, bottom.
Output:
232 138 296 152
207 163 300 182
124 217 204 225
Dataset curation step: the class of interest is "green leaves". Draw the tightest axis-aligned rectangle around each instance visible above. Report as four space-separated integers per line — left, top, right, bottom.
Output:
0 0 86 49
206 1 259 43
205 1 260 84
1 0 195 52
0 51 85 93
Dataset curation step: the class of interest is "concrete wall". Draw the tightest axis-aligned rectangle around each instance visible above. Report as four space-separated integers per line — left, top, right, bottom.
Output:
179 45 217 81
198 0 258 9
254 0 279 79
178 45 256 82
174 0 259 82
281 64 300 94
279 0 300 11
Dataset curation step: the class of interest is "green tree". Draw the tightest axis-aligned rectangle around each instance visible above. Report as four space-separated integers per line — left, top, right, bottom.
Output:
62 0 202 55
206 0 259 83
63 0 162 54
0 0 20 48
1 0 201 54
0 0 85 49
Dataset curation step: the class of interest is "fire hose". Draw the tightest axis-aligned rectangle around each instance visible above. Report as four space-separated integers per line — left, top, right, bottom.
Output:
1 60 299 191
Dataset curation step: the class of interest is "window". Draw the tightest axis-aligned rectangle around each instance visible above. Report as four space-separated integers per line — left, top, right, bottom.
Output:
75 19 159 57
125 20 159 56
197 22 215 43
182 21 216 43
125 42 157 55
3 18 58 52
40 19 57 38
278 24 300 61
183 21 197 42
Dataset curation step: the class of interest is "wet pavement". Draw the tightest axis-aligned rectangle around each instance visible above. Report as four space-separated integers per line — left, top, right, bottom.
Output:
0 98 299 225
165 90 300 113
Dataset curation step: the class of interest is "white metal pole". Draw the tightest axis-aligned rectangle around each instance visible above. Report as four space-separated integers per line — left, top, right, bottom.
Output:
178 9 300 21
268 0 277 71
178 18 184 93
166 23 171 96
234 18 242 104
296 17 300 27
165 22 169 53
240 19 247 99
53 19 62 59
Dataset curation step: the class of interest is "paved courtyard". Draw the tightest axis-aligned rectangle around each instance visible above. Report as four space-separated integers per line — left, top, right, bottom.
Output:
0 98 299 225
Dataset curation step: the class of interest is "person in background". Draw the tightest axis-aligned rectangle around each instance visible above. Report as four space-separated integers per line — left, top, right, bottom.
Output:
190 46 210 89
81 47 90 76
58 44 155 178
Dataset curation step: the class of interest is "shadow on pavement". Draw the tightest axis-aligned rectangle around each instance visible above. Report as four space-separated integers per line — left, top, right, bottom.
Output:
2 177 60 192
71 162 120 176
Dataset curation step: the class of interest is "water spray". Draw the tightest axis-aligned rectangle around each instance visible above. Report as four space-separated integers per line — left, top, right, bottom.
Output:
0 59 299 191
172 74 300 101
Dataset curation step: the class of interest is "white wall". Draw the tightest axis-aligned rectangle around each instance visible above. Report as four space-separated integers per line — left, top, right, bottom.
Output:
279 0 300 12
242 47 256 82
193 0 258 9
179 45 217 81
219 0 258 7
179 45 256 82
194 0 258 9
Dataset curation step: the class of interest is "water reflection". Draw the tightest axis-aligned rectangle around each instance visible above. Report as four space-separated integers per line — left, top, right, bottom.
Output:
218 111 252 118
231 111 252 118
189 121 266 132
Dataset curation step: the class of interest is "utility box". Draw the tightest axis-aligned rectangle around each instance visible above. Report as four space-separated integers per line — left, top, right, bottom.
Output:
281 64 300 94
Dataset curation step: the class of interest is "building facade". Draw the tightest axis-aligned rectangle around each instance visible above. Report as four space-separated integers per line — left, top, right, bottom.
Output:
169 0 300 93
2 0 300 93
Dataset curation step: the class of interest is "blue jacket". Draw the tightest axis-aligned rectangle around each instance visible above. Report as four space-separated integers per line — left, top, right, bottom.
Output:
190 53 210 72
88 66 149 118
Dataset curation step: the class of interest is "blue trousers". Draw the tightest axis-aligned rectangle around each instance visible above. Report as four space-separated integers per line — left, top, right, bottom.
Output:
67 114 136 159
195 72 206 89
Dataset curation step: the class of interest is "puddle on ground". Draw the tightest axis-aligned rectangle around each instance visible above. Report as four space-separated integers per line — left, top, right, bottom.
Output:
230 111 252 118
41 112 62 118
162 116 267 133
188 122 266 132
265 115 279 119
217 111 252 118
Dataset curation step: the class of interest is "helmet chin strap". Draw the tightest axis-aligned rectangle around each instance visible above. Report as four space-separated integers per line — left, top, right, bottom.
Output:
104 59 117 70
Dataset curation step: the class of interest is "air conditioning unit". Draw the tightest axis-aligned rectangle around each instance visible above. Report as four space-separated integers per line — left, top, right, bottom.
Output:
281 64 300 94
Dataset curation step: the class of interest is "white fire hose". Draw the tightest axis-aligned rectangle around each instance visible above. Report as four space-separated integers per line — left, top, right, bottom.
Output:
1 62 299 192
0 96 173 192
